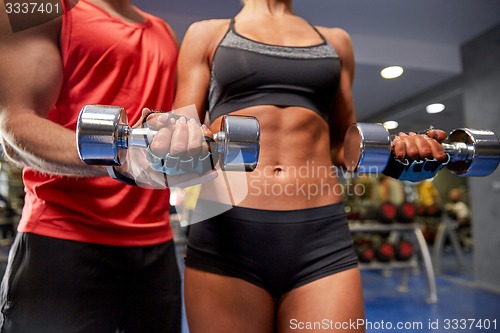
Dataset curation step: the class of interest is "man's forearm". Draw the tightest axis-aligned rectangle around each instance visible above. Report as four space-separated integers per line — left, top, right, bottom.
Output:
0 112 107 178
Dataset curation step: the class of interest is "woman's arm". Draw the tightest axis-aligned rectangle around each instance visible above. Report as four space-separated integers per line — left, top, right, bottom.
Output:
173 20 229 123
321 26 447 169
320 27 356 167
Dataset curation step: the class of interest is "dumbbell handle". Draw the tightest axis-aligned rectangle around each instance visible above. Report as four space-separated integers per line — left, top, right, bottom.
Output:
119 126 227 150
388 135 474 160
441 142 475 162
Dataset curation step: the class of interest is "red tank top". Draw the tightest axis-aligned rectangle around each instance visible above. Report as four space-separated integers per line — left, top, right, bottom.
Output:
18 0 178 246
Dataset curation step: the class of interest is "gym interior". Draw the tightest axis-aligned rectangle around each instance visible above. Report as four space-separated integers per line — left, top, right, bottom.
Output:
1 1 500 332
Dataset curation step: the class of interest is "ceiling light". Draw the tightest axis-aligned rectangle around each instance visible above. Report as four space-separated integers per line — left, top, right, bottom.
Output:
380 66 404 79
383 120 399 130
426 103 445 114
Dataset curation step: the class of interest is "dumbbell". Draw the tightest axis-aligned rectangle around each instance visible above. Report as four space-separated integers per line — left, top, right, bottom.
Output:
344 123 500 176
356 244 375 264
377 201 397 224
397 202 417 223
394 240 413 261
375 242 395 263
76 105 260 172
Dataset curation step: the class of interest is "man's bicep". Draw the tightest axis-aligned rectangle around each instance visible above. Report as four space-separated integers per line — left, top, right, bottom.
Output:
0 13 63 119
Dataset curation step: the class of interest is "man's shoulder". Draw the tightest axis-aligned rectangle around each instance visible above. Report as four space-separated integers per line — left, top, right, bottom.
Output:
0 0 63 36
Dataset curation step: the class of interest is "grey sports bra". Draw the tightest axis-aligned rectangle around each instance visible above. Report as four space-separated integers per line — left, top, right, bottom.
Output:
208 18 341 122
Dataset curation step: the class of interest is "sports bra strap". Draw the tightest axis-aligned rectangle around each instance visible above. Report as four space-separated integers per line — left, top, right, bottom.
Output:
229 17 236 31
230 17 326 43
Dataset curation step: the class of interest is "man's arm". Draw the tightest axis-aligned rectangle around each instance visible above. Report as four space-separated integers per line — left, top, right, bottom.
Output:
0 2 107 177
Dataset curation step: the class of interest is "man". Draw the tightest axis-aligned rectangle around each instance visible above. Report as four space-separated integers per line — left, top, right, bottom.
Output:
0 0 201 331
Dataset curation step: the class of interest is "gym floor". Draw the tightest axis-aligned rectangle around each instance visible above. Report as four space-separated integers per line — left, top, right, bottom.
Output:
177 250 500 333
361 253 500 333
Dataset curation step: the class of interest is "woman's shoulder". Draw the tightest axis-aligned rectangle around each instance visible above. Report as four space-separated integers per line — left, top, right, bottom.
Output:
315 26 352 44
314 26 353 56
182 19 232 55
185 19 232 40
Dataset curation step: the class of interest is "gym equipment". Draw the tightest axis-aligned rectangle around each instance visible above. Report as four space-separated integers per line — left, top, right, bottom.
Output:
394 240 414 261
353 236 375 263
397 202 417 223
425 204 443 218
377 201 397 224
76 105 260 172
344 123 500 177
375 242 395 262
356 245 375 263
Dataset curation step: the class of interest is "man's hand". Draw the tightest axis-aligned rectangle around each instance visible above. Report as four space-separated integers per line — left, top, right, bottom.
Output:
114 108 217 188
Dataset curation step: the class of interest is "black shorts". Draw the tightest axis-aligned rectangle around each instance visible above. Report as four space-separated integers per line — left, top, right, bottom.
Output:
0 233 181 333
185 202 358 299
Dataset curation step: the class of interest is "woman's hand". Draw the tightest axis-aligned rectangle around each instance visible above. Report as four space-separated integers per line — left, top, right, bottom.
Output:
383 128 450 182
392 129 448 162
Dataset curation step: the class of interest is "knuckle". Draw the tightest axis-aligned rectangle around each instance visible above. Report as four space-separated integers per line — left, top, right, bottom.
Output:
436 151 447 161
420 147 432 156
171 142 188 154
149 142 166 156
407 148 419 159
189 139 202 150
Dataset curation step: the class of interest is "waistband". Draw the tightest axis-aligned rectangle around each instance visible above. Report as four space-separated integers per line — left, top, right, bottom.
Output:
196 200 346 224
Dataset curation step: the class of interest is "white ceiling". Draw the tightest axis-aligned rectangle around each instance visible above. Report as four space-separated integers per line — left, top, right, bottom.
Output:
135 0 500 125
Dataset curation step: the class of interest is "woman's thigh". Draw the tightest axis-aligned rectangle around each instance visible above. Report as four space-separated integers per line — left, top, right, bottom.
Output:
276 268 365 333
184 267 275 333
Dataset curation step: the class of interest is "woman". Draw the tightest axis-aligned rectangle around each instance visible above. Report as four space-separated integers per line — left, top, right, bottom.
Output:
174 1 447 332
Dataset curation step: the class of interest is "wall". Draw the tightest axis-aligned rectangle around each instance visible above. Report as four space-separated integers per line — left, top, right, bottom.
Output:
461 23 500 292
367 23 500 292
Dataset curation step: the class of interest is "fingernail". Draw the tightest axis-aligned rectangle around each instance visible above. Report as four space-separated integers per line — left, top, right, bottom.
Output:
189 118 198 124
178 117 187 124
201 124 208 131
158 114 170 122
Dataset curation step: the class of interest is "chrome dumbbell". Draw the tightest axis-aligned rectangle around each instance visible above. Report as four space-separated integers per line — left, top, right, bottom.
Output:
344 123 500 177
76 105 260 172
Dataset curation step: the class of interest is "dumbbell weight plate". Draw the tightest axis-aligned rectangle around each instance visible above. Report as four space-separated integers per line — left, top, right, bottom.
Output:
77 105 127 165
217 115 260 172
377 201 397 224
397 202 417 223
394 240 413 261
344 123 391 173
446 128 500 177
375 242 395 262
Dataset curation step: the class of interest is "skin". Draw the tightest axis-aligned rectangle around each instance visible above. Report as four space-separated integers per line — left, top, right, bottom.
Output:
174 1 447 332
0 0 207 184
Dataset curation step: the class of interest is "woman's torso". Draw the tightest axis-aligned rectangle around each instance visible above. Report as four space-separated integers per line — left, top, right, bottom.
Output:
201 15 345 210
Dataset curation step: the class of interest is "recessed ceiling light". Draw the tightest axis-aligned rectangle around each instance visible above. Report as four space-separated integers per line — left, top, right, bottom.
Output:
383 120 399 130
381 66 404 79
426 103 445 114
